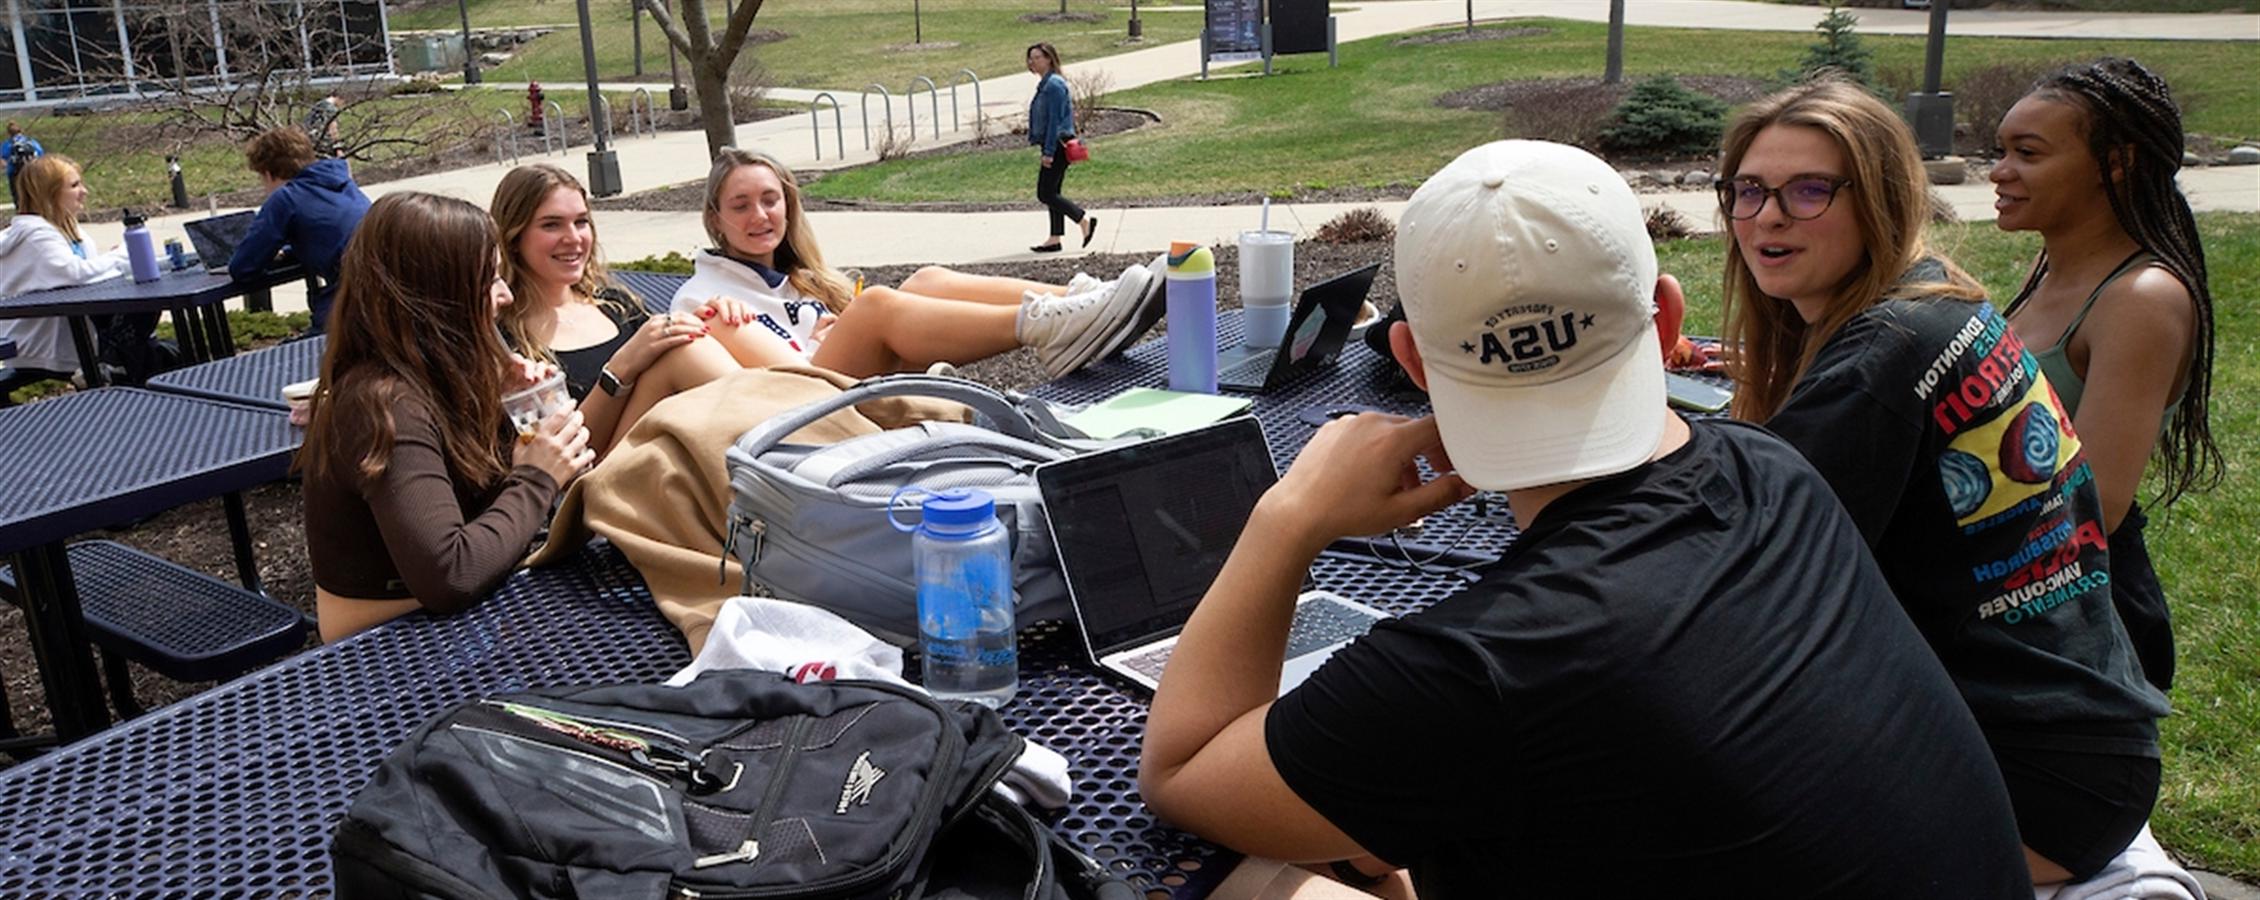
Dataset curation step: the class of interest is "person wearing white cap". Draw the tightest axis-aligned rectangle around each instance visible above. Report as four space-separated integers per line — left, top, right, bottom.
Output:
1137 140 2029 897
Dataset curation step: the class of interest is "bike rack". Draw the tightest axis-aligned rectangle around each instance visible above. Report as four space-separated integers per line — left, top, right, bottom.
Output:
950 68 981 132
595 96 614 145
541 100 565 155
628 88 657 139
808 92 844 159
493 110 521 166
860 83 894 150
907 75 940 139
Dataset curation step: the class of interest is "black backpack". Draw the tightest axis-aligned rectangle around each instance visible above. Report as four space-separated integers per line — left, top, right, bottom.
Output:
332 670 1132 900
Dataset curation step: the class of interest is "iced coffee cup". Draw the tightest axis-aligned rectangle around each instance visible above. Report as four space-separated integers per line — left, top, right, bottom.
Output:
502 369 571 442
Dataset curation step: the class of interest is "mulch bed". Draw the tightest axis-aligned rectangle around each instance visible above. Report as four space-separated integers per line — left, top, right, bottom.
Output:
0 237 1400 744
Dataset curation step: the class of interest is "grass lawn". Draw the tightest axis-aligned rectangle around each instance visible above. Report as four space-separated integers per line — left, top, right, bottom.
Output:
1658 211 2260 879
804 17 2256 203
387 0 1205 92
11 87 648 213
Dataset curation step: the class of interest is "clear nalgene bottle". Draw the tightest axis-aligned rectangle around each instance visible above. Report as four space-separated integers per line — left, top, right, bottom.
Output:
909 488 1017 707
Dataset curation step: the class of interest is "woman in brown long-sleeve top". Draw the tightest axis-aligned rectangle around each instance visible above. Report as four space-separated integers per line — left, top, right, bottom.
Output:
301 192 594 641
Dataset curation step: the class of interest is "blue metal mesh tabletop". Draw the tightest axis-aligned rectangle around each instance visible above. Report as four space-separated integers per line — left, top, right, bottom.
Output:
147 336 326 411
0 543 1471 897
614 269 692 317
1033 309 1526 558
0 267 240 318
0 388 299 555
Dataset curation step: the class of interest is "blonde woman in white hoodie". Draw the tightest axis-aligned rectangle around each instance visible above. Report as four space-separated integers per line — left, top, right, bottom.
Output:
0 155 130 382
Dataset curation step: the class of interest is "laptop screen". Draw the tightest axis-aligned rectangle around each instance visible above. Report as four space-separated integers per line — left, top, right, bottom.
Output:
183 211 257 265
1038 418 1276 655
1266 263 1380 378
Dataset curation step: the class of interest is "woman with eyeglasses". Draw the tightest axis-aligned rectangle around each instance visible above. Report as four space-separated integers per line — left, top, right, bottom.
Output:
1717 79 2167 886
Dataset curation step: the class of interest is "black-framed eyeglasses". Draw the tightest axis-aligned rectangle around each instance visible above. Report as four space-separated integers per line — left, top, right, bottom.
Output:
1715 175 1852 221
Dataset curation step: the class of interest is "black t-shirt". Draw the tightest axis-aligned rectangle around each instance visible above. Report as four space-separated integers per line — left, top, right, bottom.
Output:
1765 292 2168 755
547 289 648 402
1265 421 2027 899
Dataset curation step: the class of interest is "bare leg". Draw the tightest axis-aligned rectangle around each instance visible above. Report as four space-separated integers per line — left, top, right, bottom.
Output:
603 337 743 455
706 317 817 369
2027 848 2073 885
810 286 1021 377
897 265 1067 307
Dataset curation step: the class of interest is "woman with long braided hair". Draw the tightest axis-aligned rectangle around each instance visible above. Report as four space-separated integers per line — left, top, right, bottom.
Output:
1991 57 2219 694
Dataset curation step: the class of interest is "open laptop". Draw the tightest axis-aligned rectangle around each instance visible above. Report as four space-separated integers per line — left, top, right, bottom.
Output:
1215 263 1380 392
182 211 258 273
1036 416 1392 693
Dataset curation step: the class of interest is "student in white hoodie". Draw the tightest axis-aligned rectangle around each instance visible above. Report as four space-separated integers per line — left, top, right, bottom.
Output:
0 155 130 383
670 148 1166 380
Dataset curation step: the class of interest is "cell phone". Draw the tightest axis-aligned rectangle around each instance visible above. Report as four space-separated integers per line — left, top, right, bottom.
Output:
1665 372 1735 413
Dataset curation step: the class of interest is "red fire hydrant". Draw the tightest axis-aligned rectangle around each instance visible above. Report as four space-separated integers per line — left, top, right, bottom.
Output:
528 82 546 131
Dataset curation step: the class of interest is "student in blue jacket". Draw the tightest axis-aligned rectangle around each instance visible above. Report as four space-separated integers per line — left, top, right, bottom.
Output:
1025 42 1096 254
232 127 372 334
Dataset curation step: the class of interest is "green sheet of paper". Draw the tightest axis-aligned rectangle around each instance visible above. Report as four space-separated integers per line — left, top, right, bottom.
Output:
1064 388 1253 439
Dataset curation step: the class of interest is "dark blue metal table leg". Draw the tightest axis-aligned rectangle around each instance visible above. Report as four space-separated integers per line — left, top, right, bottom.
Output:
10 544 112 739
169 306 207 364
222 492 265 596
65 316 105 388
205 302 235 359
97 647 144 719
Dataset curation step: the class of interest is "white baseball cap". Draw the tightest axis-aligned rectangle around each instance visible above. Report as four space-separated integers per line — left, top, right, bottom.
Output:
1395 140 1664 492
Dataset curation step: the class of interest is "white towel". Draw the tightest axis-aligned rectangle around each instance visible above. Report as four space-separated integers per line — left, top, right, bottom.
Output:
668 595 1074 810
2036 825 2206 900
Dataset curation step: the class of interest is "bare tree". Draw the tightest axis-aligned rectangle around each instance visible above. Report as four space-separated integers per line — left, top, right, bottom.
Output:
46 0 463 166
636 0 769 160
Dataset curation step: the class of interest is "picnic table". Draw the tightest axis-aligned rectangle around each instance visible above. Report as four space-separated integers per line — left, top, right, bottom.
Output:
0 389 304 742
147 335 325 411
0 262 303 388
0 272 1514 895
0 541 1467 897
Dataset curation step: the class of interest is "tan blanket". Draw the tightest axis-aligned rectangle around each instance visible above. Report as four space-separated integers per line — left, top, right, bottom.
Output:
527 365 969 652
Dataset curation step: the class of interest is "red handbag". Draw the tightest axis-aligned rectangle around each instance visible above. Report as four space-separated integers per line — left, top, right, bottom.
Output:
1063 138 1090 162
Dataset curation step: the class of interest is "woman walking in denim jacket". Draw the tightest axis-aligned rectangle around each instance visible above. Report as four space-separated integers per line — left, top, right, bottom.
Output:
1026 42 1096 253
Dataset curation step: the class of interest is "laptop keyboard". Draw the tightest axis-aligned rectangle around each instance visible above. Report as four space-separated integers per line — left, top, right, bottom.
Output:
1285 597 1382 657
1217 353 1273 386
1116 596 1382 683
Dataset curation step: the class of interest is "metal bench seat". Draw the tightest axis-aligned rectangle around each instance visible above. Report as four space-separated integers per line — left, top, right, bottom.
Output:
3 540 310 708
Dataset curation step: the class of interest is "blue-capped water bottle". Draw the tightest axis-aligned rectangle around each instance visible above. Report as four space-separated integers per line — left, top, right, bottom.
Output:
894 488 1017 707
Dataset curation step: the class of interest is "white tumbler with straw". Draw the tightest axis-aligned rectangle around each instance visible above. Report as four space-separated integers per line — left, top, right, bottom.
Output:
1238 200 1295 349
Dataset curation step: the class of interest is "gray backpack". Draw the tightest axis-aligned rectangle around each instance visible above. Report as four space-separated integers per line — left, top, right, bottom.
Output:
724 375 1110 643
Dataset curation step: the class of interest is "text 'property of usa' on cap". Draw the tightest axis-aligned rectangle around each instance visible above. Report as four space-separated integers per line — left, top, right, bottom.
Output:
1395 140 1665 492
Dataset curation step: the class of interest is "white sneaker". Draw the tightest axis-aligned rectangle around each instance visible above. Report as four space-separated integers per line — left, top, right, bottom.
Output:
1065 272 1104 296
1093 253 1171 360
1017 265 1155 378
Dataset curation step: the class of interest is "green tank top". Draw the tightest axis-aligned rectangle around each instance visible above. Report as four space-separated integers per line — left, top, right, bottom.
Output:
2008 251 2185 430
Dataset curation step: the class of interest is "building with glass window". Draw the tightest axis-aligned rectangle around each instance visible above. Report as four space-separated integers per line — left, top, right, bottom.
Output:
2 0 392 106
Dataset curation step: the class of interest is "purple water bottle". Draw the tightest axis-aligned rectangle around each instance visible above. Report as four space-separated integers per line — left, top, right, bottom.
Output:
121 212 160 284
1164 241 1218 394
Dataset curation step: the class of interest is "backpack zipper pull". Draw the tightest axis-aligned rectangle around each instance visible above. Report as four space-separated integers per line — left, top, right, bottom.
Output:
692 839 760 869
720 516 764 584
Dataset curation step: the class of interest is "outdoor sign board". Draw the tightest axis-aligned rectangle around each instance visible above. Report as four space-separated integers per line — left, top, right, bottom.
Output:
1272 0 1329 54
1205 0 1265 64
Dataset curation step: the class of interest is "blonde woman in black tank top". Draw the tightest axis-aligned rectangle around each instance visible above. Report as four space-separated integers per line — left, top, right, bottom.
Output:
1991 57 2219 693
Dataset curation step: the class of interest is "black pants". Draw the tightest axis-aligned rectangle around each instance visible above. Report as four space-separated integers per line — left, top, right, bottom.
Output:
1036 157 1084 238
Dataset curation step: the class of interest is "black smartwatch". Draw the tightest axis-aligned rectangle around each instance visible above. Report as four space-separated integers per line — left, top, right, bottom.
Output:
596 367 633 397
